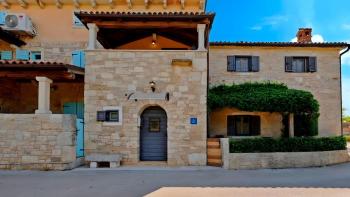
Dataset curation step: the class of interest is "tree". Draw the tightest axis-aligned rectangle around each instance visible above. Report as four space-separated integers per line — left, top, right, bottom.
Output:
343 108 350 123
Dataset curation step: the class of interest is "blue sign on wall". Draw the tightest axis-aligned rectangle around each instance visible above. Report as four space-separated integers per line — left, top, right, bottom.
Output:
190 117 198 125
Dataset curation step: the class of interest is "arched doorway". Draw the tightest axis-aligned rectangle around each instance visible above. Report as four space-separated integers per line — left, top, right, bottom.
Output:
140 106 167 161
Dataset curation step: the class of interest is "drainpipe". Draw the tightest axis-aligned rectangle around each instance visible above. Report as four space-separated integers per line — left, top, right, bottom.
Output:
339 44 350 136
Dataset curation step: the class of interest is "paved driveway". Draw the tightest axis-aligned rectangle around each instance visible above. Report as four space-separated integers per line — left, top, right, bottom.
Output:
1 163 350 197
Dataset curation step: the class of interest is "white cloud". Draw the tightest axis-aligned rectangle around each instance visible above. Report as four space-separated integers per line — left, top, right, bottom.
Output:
342 50 350 66
290 34 324 43
342 24 350 30
342 77 350 116
250 15 288 31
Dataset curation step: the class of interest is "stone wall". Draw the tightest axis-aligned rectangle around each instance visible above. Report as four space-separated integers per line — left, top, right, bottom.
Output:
0 114 77 170
220 138 350 170
84 50 208 166
209 46 343 136
210 108 282 138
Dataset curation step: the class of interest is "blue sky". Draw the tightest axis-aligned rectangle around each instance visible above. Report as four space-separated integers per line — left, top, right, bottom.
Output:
207 0 350 115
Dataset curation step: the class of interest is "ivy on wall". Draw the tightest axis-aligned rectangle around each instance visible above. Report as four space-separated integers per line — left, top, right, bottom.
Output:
208 82 319 115
208 82 320 136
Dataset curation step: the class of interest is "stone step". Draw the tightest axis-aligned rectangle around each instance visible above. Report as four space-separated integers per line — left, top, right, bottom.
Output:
207 141 220 148
207 148 221 156
207 138 220 142
207 158 222 167
207 138 222 167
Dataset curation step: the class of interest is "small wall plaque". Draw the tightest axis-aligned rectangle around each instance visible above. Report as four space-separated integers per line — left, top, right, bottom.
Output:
171 59 193 67
190 117 198 125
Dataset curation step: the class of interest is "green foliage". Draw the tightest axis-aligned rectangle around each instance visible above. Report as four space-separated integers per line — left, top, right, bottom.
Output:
294 113 319 136
208 82 319 115
345 135 350 142
229 136 346 153
344 116 350 123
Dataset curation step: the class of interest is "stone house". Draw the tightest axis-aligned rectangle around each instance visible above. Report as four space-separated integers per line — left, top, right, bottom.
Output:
0 0 348 169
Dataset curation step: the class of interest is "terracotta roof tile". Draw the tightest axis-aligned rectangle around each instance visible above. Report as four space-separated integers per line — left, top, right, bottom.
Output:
0 60 84 72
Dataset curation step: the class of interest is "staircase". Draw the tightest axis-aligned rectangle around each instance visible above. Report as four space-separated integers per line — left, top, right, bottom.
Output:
207 138 222 167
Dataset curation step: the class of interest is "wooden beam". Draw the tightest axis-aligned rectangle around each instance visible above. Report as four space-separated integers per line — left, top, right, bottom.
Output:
199 0 204 10
144 0 149 9
126 0 132 9
93 20 210 29
0 71 76 80
163 0 167 9
180 0 185 10
91 0 97 8
73 0 80 9
55 0 62 8
36 0 45 8
108 0 114 9
0 0 10 9
18 0 28 8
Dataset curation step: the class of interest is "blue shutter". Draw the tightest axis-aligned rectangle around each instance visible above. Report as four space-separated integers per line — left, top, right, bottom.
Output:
0 12 6 25
71 50 85 68
1 51 13 60
80 51 85 68
16 49 30 60
72 50 81 66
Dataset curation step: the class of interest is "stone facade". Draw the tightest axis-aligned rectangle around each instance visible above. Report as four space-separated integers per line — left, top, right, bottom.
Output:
84 50 208 166
0 114 77 170
209 46 343 137
220 138 350 170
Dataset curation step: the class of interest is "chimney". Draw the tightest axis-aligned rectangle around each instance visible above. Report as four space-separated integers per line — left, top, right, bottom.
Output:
296 28 312 42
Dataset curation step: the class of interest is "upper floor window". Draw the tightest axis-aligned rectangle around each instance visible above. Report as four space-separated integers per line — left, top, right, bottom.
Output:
73 14 84 28
285 56 317 73
227 56 259 72
227 115 261 136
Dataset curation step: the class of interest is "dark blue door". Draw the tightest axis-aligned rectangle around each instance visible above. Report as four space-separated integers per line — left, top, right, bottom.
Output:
140 107 167 161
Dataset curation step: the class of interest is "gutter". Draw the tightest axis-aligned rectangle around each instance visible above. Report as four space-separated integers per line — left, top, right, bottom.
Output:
339 44 350 136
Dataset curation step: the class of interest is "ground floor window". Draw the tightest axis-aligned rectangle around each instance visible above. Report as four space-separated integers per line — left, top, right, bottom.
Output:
227 115 261 136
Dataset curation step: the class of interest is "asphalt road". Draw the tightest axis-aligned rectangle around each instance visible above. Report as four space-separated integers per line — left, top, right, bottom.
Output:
1 163 350 197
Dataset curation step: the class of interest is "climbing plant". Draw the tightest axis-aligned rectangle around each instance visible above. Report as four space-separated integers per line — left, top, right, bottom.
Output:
208 82 319 115
208 82 320 136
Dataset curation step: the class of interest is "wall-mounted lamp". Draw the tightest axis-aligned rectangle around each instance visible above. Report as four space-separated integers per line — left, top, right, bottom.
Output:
149 81 156 92
152 33 157 45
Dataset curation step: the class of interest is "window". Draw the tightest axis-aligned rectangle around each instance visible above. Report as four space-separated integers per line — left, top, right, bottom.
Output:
227 115 260 136
0 51 12 60
97 106 123 126
73 14 84 28
227 56 259 72
30 51 42 61
285 56 317 73
149 117 161 132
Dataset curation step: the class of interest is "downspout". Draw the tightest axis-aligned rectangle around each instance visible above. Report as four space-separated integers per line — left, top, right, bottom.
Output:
339 44 350 136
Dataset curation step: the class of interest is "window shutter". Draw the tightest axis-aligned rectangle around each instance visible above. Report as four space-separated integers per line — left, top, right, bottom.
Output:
250 116 261 136
285 56 293 72
97 111 107 121
0 12 6 25
227 56 236 72
0 51 13 60
251 56 260 72
227 116 235 136
30 51 42 61
72 50 81 67
80 51 85 68
308 57 317 72
15 49 30 60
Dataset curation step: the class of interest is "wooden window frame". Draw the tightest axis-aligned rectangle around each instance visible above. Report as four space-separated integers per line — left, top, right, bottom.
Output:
285 56 317 73
227 115 261 136
227 55 259 72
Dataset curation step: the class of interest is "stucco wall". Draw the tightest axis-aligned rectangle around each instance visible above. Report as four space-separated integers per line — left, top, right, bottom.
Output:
0 80 83 113
84 50 208 166
209 108 282 138
0 114 77 170
209 46 343 136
